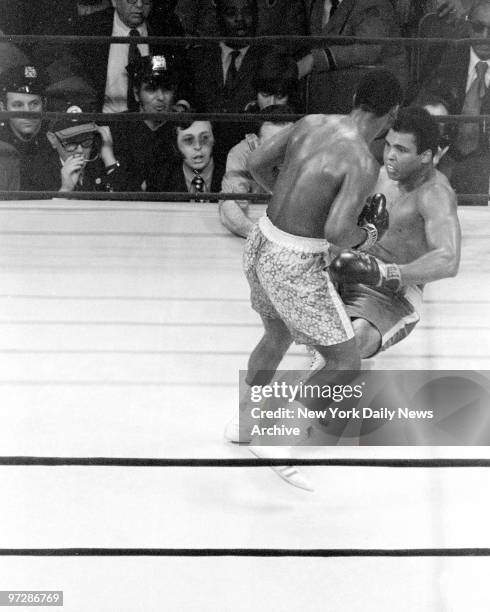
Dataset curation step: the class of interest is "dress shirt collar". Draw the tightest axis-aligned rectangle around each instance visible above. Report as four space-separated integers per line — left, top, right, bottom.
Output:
219 42 249 62
183 160 215 193
113 10 148 36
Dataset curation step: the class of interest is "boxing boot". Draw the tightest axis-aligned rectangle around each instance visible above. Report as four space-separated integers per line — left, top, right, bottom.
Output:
249 446 315 492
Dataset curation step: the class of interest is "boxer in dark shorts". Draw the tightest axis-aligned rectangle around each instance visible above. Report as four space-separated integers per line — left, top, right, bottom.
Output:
331 107 461 361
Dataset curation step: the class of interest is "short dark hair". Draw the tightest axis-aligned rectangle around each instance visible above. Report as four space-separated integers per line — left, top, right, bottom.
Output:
353 69 403 117
391 106 440 155
250 103 295 133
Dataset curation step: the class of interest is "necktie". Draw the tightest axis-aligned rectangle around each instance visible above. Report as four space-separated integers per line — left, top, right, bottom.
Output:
191 171 205 200
224 50 240 93
127 28 141 111
456 61 489 156
330 0 339 17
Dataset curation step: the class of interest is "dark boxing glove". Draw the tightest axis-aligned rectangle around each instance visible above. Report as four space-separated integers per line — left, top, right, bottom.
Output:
330 250 402 291
356 193 389 250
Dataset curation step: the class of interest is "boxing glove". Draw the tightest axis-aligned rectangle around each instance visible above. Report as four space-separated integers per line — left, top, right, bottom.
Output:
330 250 402 291
356 193 389 250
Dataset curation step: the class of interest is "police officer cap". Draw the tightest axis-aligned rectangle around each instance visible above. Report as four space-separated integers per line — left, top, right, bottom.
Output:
49 104 97 143
0 64 48 96
127 54 181 88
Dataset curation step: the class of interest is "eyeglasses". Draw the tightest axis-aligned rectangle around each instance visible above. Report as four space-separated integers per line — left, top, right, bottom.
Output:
126 0 152 5
61 138 93 152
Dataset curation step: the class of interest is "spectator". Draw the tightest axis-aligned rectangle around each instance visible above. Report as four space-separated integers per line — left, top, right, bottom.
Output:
213 45 299 166
419 94 456 168
189 0 264 115
111 54 189 191
298 0 408 113
244 47 300 113
220 104 295 237
32 104 126 192
418 0 490 194
74 0 190 112
0 64 49 191
152 119 225 199
176 0 307 41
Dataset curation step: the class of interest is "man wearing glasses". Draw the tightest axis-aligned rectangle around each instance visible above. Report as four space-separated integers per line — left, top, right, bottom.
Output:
34 104 126 193
418 0 490 194
75 0 190 112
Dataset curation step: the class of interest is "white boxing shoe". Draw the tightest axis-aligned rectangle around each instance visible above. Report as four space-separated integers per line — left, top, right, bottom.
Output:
224 415 252 444
249 446 315 492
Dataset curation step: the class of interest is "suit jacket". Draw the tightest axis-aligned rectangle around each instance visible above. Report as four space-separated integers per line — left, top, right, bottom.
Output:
189 43 266 114
153 158 225 199
304 0 408 113
74 7 189 110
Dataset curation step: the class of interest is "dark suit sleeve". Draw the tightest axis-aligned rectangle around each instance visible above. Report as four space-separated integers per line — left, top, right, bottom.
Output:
0 142 20 191
312 0 401 71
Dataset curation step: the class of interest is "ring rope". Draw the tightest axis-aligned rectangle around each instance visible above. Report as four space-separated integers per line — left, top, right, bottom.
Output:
0 111 488 124
0 457 489 467
0 191 487 204
0 547 487 557
0 33 487 48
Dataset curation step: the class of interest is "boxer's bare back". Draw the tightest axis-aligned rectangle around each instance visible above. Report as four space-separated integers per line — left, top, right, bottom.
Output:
250 114 380 242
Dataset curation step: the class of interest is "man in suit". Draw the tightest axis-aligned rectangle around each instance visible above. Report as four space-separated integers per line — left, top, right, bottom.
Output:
74 0 189 112
189 0 264 114
418 0 490 194
153 119 225 199
298 0 408 113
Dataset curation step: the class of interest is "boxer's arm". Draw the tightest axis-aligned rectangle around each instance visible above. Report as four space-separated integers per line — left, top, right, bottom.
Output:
398 184 461 284
325 160 378 247
247 124 294 192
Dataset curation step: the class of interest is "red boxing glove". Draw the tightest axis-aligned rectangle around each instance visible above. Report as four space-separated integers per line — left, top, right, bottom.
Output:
330 250 402 292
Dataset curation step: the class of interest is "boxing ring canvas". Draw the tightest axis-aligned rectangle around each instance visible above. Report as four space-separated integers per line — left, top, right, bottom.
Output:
0 199 489 611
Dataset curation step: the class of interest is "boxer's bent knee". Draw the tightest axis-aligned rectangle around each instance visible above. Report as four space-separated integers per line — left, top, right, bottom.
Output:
352 318 381 359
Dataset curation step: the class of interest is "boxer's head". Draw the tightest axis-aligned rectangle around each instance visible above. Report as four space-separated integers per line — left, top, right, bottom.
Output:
0 64 47 141
175 120 214 172
353 69 403 136
384 107 439 181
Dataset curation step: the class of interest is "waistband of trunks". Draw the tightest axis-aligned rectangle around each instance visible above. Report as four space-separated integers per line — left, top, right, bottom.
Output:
258 215 330 253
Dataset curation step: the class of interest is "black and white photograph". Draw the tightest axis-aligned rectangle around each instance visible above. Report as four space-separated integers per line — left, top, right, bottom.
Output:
0 0 490 610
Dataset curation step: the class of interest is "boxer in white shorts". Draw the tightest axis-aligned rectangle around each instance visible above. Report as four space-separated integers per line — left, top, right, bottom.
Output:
225 70 404 490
